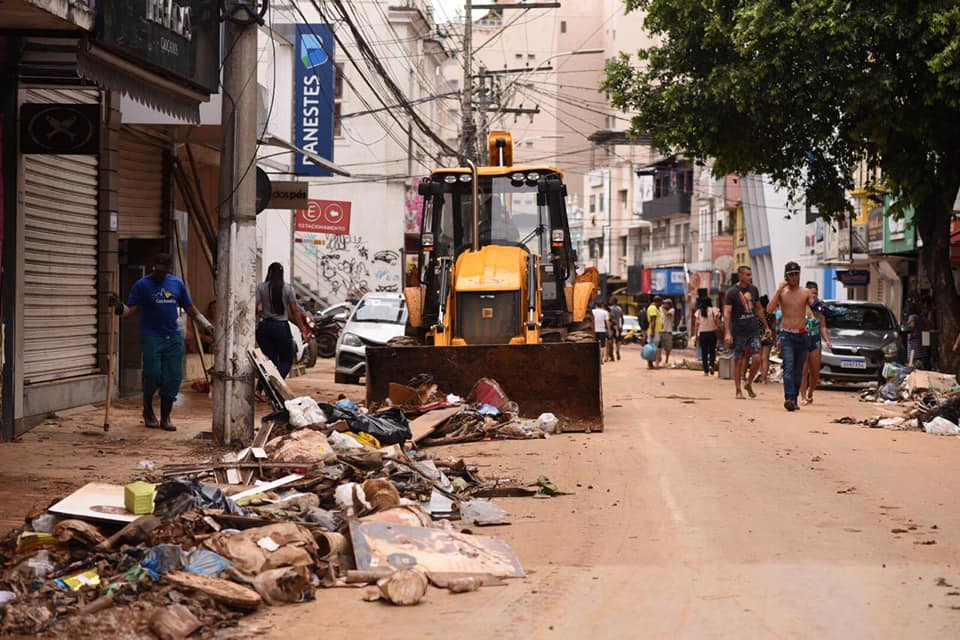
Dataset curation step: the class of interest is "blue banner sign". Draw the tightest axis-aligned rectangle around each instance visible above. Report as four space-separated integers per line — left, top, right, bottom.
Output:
651 268 686 295
294 24 335 177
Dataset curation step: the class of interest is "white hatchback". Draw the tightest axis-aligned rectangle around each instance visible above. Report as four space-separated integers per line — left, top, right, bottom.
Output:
334 292 409 385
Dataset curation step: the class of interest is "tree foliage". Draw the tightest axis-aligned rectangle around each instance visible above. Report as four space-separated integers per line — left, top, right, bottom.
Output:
602 1 960 220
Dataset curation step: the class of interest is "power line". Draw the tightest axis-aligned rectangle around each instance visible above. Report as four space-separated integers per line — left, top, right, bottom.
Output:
324 0 462 161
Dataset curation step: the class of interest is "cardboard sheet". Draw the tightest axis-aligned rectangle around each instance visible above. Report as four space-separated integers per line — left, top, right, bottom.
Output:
350 520 524 578
49 483 139 523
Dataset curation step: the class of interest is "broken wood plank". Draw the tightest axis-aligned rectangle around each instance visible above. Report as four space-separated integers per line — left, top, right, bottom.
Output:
409 406 462 444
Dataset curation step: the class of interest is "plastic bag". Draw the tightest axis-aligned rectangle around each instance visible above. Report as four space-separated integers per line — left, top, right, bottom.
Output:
30 513 61 534
183 549 231 576
923 416 960 435
284 397 327 428
320 404 412 445
12 550 56 579
536 412 559 434
328 430 364 450
141 544 185 574
460 499 509 526
336 397 358 412
641 343 658 361
878 382 901 401
154 480 247 518
304 507 344 532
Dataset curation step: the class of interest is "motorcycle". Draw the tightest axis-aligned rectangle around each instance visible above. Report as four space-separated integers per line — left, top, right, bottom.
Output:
313 302 352 359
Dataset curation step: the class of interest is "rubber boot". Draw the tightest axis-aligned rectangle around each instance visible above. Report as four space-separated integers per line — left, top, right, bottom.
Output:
143 394 160 429
159 397 177 432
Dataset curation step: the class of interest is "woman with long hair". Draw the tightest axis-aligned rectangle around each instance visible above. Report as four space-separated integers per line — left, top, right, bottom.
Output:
693 294 721 376
256 263 306 392
799 282 831 404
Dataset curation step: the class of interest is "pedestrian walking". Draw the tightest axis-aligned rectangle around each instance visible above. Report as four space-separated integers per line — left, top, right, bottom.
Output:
693 295 721 376
256 263 307 399
660 299 676 365
905 303 930 369
113 253 214 431
766 261 818 411
591 302 611 363
646 296 664 369
799 282 831 404
608 297 624 361
723 265 770 399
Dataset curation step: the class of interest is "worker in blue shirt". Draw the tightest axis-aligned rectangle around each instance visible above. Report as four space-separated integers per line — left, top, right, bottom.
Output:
111 253 213 431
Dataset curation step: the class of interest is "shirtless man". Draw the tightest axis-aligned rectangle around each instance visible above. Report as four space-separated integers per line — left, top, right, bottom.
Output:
766 261 817 411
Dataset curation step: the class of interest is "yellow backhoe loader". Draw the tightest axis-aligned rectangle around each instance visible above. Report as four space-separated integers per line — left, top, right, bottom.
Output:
365 132 603 430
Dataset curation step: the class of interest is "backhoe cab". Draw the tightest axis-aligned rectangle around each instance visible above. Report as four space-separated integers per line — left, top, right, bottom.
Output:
365 132 603 429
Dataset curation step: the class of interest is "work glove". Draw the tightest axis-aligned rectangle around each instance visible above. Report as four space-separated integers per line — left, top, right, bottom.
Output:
108 294 125 316
195 314 215 337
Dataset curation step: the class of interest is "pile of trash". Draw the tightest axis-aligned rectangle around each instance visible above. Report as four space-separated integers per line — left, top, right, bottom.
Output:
0 374 566 636
844 365 960 435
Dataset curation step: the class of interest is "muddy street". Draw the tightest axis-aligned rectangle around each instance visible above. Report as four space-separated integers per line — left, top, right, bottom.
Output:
255 347 960 639
2 348 959 638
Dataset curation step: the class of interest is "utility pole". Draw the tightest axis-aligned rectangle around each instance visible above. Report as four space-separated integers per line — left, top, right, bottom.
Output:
459 0 477 164
213 1 259 445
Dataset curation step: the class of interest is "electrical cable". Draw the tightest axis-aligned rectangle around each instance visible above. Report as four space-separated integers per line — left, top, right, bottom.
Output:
322 0 460 159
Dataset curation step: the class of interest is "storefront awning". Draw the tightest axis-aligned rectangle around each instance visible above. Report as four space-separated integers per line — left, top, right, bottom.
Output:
77 43 208 124
259 135 352 177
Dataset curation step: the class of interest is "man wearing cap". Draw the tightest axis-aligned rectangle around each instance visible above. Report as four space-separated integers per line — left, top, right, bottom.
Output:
112 253 214 431
723 265 770 399
767 261 818 411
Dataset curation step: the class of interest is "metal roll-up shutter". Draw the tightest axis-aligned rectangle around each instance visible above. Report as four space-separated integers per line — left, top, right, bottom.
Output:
118 129 165 239
21 87 100 384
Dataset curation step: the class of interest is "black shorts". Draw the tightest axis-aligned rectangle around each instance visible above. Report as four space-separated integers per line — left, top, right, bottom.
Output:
595 332 608 348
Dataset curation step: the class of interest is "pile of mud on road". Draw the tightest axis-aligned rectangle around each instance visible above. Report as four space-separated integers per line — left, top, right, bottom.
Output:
0 375 570 637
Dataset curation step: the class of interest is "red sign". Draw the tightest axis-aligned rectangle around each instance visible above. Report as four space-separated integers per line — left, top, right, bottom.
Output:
641 269 652 295
296 199 351 235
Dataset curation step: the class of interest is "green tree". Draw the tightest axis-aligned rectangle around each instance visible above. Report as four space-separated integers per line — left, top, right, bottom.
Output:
604 1 960 368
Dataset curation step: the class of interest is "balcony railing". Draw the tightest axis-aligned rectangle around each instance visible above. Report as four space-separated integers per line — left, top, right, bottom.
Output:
641 191 692 220
640 243 690 268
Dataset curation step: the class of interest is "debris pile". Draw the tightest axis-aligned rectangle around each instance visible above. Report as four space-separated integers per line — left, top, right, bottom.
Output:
843 366 960 435
0 366 568 636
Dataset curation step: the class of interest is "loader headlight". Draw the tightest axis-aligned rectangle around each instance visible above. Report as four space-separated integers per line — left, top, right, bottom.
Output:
551 229 565 244
525 172 540 185
422 233 434 248
459 174 472 183
342 333 363 347
444 175 458 184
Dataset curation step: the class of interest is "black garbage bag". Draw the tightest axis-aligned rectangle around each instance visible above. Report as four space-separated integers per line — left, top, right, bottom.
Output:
154 479 247 519
319 404 412 445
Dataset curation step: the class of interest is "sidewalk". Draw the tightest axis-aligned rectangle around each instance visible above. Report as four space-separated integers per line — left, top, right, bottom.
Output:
0 359 352 531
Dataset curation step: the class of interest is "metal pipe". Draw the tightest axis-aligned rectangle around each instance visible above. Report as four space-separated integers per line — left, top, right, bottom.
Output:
467 159 479 252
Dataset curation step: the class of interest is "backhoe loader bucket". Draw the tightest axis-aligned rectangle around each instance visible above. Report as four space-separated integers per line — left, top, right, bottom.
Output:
366 342 603 431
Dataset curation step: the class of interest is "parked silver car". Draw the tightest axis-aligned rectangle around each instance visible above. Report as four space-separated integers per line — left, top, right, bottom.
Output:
819 301 901 383
334 292 408 385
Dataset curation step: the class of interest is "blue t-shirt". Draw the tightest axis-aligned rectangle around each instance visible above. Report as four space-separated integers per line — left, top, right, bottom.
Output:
127 275 193 337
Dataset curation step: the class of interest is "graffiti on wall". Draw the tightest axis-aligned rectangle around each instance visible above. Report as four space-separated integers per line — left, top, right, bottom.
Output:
297 232 401 299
